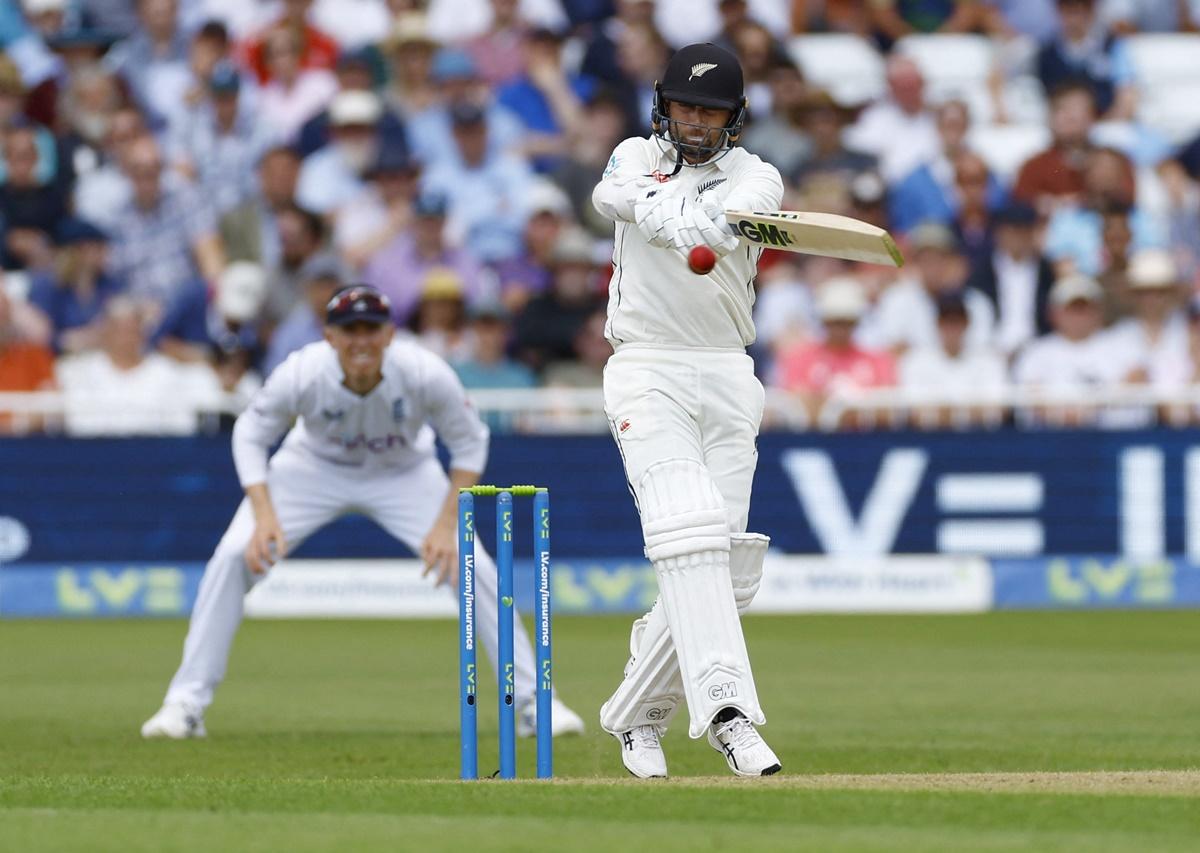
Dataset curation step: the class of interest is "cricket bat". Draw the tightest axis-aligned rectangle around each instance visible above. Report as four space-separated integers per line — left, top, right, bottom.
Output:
726 210 904 267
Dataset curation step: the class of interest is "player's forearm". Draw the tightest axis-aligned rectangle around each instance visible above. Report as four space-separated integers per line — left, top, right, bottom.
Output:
437 467 482 528
244 482 278 523
592 176 650 223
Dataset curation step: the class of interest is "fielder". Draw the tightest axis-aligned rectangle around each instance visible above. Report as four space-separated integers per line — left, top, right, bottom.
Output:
592 43 783 777
142 285 584 739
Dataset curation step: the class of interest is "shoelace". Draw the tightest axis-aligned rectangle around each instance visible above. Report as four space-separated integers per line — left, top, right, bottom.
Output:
714 716 761 750
632 725 663 751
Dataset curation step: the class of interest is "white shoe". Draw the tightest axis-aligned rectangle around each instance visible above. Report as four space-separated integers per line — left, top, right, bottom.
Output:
615 725 667 778
141 702 207 739
706 712 781 777
516 696 586 738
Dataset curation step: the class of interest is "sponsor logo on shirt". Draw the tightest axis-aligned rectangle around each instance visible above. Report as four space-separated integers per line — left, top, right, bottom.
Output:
619 418 632 434
331 433 409 452
603 154 619 177
697 177 726 196
322 407 346 421
392 398 406 421
649 170 671 183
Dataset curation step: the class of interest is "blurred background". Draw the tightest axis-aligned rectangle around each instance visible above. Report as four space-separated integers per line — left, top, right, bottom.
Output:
0 0 1199 617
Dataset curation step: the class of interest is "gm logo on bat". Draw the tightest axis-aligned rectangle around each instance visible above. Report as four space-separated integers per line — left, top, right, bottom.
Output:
734 219 794 248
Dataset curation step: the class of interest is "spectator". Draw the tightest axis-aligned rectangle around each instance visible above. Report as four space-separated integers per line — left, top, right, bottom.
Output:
296 90 389 214
334 146 421 270
220 145 301 270
792 89 876 191
490 179 572 313
580 0 657 87
28 218 124 355
871 223 995 354
1036 0 1135 120
728 20 789 114
1096 201 1135 320
1013 81 1133 216
52 62 123 198
57 296 221 435
495 27 592 173
542 309 612 388
103 0 191 125
0 55 58 187
1100 248 1190 390
888 101 1004 235
774 276 896 422
73 105 148 230
107 135 224 309
208 260 268 364
968 201 1055 356
209 339 261 427
167 62 275 215
551 88 630 237
513 227 605 371
463 0 530 88
844 55 940 185
0 122 66 271
175 20 239 115
609 21 671 140
412 266 470 360
1042 146 1148 277
899 292 1008 426
363 190 489 324
295 47 408 158
262 204 325 329
740 58 810 178
951 151 1005 272
381 12 439 117
258 26 339 143
241 0 340 85
262 252 343 375
404 48 526 168
870 0 989 44
0 286 55 391
1013 273 1119 425
453 299 536 389
423 101 534 262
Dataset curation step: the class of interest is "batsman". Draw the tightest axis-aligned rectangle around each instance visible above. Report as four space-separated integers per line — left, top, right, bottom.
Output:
592 42 783 777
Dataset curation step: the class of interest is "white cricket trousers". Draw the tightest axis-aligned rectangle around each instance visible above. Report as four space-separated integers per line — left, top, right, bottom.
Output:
603 345 764 532
164 447 540 711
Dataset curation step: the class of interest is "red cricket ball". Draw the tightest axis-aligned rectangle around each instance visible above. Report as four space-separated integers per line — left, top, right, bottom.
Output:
688 245 717 275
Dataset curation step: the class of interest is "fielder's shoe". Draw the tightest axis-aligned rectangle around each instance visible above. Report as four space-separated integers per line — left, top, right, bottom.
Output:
516 696 586 738
706 709 781 777
615 725 667 778
140 702 207 739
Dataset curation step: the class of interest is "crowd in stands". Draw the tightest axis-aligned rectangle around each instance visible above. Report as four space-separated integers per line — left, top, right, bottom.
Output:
0 0 1199 434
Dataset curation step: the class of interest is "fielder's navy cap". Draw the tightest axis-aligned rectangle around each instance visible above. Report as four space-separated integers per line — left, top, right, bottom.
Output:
326 285 393 326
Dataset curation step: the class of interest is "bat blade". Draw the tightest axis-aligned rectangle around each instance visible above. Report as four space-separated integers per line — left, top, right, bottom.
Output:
727 210 904 267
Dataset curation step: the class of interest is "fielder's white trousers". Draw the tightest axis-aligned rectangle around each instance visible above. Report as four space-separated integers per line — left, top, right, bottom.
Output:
164 447 540 711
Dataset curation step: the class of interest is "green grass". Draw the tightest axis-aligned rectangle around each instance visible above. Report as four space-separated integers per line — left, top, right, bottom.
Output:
0 613 1197 850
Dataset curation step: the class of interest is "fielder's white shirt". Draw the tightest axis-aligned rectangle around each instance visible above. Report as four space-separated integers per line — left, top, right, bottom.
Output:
232 339 488 487
1012 332 1120 389
592 136 785 350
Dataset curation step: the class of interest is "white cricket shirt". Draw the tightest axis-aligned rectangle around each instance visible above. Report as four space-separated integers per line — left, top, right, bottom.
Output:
592 136 784 350
231 339 489 487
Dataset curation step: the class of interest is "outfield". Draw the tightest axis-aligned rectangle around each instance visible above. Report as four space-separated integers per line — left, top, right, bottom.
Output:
1 612 1197 851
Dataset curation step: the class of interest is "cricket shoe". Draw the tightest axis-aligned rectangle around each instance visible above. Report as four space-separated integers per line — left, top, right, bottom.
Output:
140 702 207 739
516 696 586 738
706 709 781 777
615 725 667 778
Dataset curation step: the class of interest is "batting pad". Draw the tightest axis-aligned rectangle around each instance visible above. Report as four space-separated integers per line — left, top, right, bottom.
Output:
639 459 762 738
599 533 772 735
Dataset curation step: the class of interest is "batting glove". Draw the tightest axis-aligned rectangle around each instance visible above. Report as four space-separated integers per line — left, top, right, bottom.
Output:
633 186 685 248
672 201 739 256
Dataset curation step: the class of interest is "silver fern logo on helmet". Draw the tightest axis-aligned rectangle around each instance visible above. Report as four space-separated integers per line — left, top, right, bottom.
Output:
689 62 718 81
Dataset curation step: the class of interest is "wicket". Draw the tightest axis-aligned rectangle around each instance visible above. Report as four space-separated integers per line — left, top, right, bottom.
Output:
458 485 552 780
